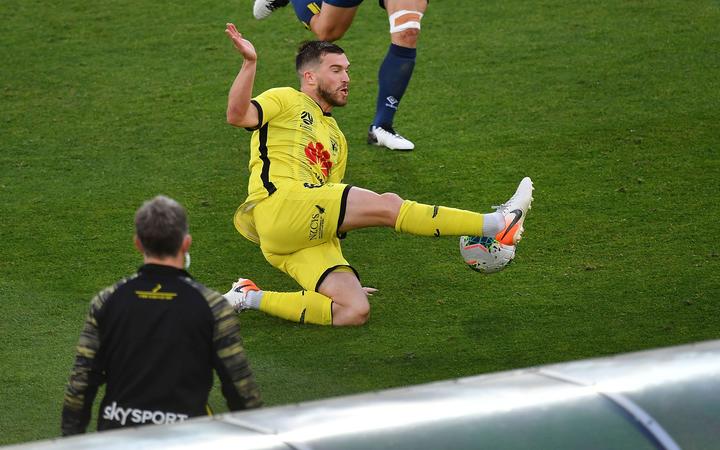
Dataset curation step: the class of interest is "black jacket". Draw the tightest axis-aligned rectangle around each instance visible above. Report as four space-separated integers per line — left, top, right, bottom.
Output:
61 264 261 435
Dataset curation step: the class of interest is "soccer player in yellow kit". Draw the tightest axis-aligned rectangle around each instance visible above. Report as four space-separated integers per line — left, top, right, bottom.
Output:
223 23 534 326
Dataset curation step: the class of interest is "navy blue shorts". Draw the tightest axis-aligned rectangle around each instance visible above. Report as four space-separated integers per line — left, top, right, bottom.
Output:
323 0 364 7
322 0 427 9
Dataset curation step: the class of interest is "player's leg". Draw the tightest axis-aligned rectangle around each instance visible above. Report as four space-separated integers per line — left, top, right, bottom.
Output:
226 182 371 326
226 243 370 326
339 178 534 242
339 187 504 238
288 0 360 41
317 269 370 326
225 275 335 326
367 0 428 151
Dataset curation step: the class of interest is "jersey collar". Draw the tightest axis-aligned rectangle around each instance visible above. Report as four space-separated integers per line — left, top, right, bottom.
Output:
139 263 192 279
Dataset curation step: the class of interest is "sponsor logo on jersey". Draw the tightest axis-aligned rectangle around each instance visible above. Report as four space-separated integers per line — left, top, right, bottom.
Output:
309 204 326 241
304 141 333 179
135 284 177 301
102 401 189 426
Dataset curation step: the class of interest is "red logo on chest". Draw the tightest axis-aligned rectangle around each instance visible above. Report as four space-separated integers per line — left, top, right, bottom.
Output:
304 141 333 178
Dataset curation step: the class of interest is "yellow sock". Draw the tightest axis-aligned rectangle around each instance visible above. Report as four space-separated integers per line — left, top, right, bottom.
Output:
259 290 333 325
395 200 484 237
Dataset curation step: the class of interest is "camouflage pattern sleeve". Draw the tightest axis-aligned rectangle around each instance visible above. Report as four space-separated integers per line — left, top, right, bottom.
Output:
205 288 263 410
60 286 113 435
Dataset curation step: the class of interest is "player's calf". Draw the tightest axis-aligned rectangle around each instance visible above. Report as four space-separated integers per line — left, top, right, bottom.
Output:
318 270 370 326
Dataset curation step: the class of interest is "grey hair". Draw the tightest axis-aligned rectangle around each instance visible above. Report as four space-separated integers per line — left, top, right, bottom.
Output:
134 195 188 258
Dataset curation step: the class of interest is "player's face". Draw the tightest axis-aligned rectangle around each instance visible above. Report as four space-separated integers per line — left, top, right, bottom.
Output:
315 52 350 108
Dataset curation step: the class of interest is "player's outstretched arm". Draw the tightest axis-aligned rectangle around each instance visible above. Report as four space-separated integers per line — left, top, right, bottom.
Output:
225 23 260 128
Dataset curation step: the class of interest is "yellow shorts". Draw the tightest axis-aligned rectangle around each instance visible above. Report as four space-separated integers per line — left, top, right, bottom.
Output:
252 182 358 291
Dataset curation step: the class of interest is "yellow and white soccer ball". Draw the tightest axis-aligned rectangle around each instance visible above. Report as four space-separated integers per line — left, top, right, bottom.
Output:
459 236 515 274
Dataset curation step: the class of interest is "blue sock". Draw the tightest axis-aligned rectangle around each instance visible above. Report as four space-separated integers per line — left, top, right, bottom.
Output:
372 43 417 130
290 0 321 28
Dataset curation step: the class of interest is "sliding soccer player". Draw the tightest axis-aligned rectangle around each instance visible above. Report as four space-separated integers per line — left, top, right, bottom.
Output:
223 24 533 326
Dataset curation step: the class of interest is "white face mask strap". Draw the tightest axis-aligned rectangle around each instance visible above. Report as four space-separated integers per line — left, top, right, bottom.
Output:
184 252 191 270
388 10 423 34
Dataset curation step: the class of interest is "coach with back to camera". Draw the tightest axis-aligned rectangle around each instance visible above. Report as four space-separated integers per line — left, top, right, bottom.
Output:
61 195 261 435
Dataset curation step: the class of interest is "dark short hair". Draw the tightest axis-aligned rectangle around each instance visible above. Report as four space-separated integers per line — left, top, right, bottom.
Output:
296 40 345 74
134 195 188 258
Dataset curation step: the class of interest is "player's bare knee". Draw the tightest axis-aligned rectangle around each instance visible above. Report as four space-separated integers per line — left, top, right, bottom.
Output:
388 9 423 45
314 27 346 42
354 300 370 320
354 312 369 326
333 301 370 326
348 307 370 326
380 192 404 224
381 192 403 207
335 312 368 326
392 28 420 48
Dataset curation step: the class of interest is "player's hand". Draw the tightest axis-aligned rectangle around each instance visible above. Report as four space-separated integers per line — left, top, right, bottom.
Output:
362 287 378 297
225 23 257 62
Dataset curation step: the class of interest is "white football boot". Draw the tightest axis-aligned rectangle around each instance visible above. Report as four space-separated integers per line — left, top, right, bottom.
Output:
224 278 260 312
367 126 415 151
494 177 534 245
253 0 289 20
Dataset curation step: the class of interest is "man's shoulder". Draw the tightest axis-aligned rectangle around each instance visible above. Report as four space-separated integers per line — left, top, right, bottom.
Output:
98 274 136 297
179 277 228 310
269 86 298 94
179 277 237 324
94 273 227 315
88 274 139 314
254 87 304 118
178 276 211 296
259 86 300 100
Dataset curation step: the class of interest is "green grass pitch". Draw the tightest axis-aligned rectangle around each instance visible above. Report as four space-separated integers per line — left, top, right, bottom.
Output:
1 0 719 444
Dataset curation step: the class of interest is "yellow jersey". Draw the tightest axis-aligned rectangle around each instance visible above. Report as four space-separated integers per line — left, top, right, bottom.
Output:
235 87 348 244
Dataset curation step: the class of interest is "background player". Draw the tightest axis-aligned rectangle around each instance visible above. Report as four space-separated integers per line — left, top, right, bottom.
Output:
61 195 261 435
223 24 533 326
252 0 428 151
